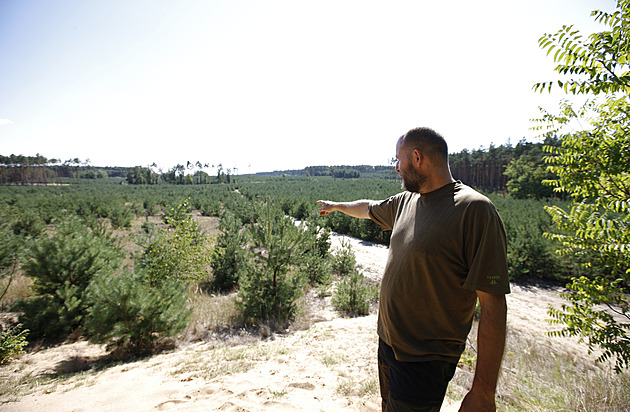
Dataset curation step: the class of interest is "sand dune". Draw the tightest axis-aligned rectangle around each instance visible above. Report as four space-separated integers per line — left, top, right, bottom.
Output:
0 232 593 411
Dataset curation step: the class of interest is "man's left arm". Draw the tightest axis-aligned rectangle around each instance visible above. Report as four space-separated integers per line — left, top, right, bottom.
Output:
460 290 507 412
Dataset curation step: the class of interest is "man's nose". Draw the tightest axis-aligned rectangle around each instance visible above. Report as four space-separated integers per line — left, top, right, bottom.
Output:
395 161 400 173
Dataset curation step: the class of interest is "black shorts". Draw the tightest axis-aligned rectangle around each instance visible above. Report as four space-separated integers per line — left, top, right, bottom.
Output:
378 339 457 412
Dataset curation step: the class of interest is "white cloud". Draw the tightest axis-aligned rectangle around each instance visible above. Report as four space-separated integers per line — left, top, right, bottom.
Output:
0 119 14 126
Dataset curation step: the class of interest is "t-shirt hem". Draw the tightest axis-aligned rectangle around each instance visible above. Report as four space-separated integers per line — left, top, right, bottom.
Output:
378 332 462 364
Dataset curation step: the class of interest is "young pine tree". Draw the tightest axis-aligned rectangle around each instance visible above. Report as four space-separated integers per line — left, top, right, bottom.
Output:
16 216 123 340
237 203 312 328
85 269 190 357
332 269 377 317
210 211 248 292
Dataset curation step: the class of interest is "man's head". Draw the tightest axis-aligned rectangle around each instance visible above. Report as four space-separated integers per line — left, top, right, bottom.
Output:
395 127 451 193
400 127 449 165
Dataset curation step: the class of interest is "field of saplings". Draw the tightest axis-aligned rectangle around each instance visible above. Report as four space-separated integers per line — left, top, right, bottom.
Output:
0 176 586 362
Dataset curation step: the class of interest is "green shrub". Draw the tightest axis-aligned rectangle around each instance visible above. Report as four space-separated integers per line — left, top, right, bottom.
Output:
332 270 376 317
237 265 306 328
143 198 159 217
0 222 20 305
16 216 123 340
331 240 356 276
86 269 190 356
292 200 313 220
492 196 579 281
10 209 45 238
210 212 248 292
299 251 333 287
225 194 258 224
506 222 557 280
306 221 332 259
138 199 211 285
298 221 333 287
236 203 311 327
200 200 222 217
0 324 29 364
108 204 133 228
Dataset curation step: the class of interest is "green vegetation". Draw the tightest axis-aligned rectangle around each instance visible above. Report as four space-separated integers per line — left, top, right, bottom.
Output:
138 199 212 285
1 0 629 379
0 324 28 364
533 0 630 373
236 203 312 327
15 216 124 341
0 176 583 344
209 211 248 292
0 177 577 354
85 268 191 357
332 269 378 317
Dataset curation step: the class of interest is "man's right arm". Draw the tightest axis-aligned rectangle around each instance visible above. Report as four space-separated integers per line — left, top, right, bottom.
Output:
316 200 373 219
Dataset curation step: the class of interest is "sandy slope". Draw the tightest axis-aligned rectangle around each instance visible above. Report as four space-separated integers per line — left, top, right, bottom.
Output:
0 232 592 412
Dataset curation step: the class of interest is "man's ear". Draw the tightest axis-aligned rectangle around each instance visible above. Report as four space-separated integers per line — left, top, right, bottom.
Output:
412 149 422 167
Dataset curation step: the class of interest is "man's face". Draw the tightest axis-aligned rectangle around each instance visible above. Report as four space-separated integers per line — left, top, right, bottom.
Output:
395 136 425 193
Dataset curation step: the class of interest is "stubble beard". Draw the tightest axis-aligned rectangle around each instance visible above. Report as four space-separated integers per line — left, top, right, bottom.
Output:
400 167 426 193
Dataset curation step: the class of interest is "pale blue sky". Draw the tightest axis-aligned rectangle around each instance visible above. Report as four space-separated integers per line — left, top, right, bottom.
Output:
0 0 615 173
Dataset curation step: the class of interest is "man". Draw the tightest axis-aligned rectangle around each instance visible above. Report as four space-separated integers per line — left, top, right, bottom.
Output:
317 127 509 411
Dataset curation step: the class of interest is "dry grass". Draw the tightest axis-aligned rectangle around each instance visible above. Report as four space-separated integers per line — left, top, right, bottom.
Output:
449 322 630 411
335 375 379 397
0 271 33 311
499 331 630 411
183 291 243 341
170 344 250 380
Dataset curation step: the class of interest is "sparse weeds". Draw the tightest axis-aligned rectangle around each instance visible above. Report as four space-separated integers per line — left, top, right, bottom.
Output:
320 352 345 366
0 362 91 402
499 334 630 411
169 345 254 380
170 339 292 381
450 322 630 411
269 388 287 398
335 376 379 397
184 291 242 341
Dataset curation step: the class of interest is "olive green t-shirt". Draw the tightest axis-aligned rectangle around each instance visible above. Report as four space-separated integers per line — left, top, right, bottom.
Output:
368 181 510 363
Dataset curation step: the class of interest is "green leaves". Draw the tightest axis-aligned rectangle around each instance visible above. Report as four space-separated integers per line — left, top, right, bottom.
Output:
0 324 29 364
504 151 555 199
210 211 248 292
534 0 630 373
534 1 630 95
139 199 212 285
547 277 630 373
15 216 123 340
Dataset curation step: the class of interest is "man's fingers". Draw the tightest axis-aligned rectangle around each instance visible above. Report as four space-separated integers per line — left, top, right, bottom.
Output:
317 200 331 216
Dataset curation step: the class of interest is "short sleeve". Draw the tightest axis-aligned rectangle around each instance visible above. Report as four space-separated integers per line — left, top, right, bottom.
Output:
368 193 405 231
462 200 511 294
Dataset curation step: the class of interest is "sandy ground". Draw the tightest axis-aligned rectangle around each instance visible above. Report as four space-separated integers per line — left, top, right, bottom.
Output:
0 232 600 412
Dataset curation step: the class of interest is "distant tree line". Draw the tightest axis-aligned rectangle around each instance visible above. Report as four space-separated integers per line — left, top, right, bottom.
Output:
1 138 559 199
126 162 237 185
302 165 392 178
0 155 130 184
449 136 560 197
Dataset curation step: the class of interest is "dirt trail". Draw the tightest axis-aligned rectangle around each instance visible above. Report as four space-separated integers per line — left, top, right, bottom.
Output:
0 232 594 412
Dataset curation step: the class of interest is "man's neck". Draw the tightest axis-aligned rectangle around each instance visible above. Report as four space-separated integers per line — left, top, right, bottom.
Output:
419 173 456 194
